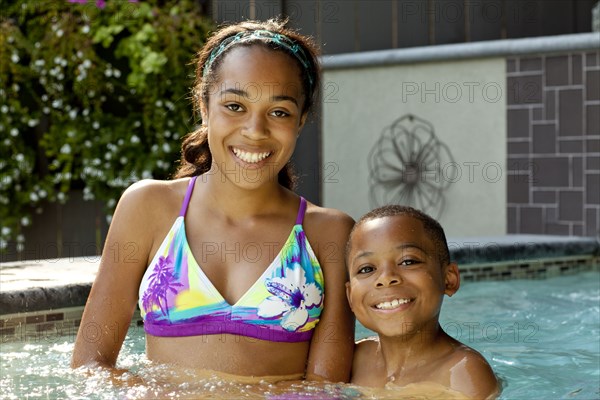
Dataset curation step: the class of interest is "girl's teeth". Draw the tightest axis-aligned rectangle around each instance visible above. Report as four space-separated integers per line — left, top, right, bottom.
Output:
375 298 411 310
232 148 270 163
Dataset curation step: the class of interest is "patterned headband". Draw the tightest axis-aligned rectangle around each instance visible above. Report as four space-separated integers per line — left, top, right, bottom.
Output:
202 29 314 90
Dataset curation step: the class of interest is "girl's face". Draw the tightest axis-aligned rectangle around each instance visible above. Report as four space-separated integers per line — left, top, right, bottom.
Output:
202 45 307 189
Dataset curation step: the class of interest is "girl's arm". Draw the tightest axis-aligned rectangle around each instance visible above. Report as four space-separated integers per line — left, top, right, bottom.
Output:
71 181 159 369
304 209 355 382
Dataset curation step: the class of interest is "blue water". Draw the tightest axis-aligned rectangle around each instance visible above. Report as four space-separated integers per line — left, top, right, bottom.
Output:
1 271 599 399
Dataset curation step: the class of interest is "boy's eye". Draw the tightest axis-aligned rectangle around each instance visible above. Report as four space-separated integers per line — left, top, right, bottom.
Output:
357 265 375 274
399 259 420 266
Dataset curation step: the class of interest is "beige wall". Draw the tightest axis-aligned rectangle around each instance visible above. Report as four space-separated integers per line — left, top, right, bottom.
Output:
322 58 507 237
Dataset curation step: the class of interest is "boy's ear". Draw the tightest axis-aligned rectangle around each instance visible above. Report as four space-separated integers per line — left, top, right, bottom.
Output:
443 262 460 296
345 282 353 310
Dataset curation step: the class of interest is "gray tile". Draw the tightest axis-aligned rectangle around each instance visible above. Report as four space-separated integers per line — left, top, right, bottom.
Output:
572 54 582 85
546 223 570 235
585 52 598 67
558 139 583 153
588 139 600 153
559 89 583 136
508 176 530 203
507 58 517 73
573 157 583 187
586 174 600 204
521 57 542 71
533 190 556 204
546 56 569 86
573 224 583 236
585 208 598 236
559 191 583 221
586 155 600 171
587 70 600 101
532 124 556 154
545 90 556 120
508 157 532 173
507 206 517 233
508 75 542 104
508 109 530 138
546 207 558 222
520 207 543 234
531 157 569 187
532 107 544 121
508 140 530 155
587 105 599 135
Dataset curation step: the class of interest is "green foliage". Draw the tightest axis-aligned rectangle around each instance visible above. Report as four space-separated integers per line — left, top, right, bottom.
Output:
0 0 212 251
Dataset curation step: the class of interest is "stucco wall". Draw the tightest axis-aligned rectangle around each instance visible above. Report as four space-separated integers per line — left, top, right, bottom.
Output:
322 57 507 237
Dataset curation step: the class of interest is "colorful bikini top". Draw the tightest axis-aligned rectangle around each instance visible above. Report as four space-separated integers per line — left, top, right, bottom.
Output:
138 176 324 342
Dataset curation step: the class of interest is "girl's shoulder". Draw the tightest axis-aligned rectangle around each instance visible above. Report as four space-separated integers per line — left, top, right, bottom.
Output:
303 200 355 232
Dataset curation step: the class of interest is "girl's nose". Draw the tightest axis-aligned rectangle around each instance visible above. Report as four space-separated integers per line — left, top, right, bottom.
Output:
242 114 268 140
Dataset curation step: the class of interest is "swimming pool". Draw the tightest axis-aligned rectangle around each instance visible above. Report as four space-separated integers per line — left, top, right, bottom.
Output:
1 271 598 399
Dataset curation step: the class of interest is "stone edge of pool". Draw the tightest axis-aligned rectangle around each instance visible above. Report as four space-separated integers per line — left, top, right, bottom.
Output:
1 235 599 316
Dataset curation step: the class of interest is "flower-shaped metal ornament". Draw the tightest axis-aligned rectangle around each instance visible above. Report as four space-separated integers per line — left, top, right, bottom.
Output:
368 114 456 219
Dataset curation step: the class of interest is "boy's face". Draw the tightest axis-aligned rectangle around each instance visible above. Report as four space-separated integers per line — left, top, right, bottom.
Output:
346 215 459 338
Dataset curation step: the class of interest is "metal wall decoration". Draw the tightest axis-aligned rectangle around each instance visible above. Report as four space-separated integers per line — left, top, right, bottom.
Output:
368 114 456 219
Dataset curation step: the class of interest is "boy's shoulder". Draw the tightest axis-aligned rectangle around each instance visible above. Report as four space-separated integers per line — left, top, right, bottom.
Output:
437 340 499 399
350 337 386 386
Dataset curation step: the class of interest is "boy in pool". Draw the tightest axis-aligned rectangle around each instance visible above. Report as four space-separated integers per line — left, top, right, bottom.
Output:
345 205 499 399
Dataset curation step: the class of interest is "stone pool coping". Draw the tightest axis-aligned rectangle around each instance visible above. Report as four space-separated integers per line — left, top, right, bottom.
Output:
1 235 599 315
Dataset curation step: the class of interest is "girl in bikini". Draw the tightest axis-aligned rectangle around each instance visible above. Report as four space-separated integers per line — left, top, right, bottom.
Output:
71 19 354 382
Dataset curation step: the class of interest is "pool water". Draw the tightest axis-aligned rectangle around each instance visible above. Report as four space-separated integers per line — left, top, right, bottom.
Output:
1 271 598 399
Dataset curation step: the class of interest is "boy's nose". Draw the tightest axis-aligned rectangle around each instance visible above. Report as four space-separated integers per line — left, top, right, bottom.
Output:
375 265 402 287
242 114 268 139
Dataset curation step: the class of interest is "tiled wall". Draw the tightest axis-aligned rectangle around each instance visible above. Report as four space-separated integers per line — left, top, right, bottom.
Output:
507 51 600 237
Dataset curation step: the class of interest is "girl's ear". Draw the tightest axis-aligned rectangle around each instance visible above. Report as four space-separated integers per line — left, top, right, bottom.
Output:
200 103 208 124
443 262 460 297
298 112 308 132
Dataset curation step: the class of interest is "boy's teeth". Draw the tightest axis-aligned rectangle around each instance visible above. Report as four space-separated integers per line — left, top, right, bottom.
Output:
232 148 270 163
375 298 411 310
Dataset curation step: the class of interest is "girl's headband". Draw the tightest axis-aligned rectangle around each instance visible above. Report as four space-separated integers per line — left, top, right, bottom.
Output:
202 30 314 90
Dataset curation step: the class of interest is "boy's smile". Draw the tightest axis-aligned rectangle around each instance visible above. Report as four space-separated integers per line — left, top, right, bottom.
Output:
346 215 459 338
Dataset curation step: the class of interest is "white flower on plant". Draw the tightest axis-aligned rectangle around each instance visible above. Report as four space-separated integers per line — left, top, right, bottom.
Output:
1 105 8 113
105 69 113 77
142 170 152 179
11 53 20 63
10 128 18 137
257 266 322 332
41 94 48 102
82 59 91 69
57 192 66 202
113 69 121 78
81 25 90 34
35 42 41 49
30 192 39 202
43 107 50 114
27 119 39 127
38 190 47 198
85 140 92 148
60 144 71 154
69 110 77 119
56 29 64 37
52 99 62 109
15 153 24 162
21 217 30 226
118 96 124 102
162 143 170 152
92 121 100 129
67 130 76 138
82 109 90 116
134 121 141 128
155 100 163 108
1 227 11 235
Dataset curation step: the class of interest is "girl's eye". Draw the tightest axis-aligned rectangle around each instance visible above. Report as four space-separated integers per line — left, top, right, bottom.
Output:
357 265 375 274
271 110 290 118
226 104 243 112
